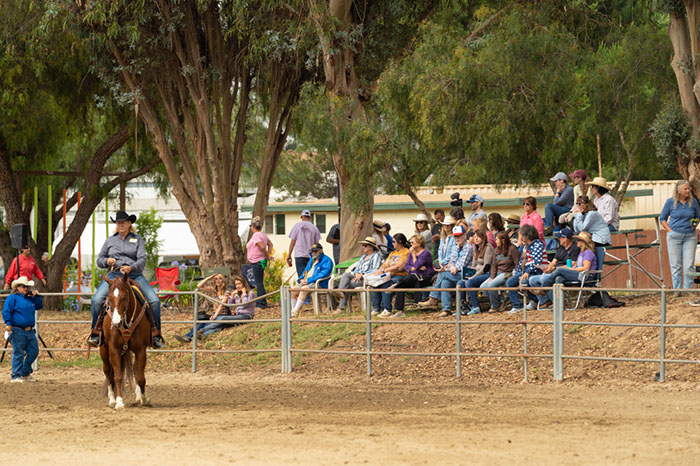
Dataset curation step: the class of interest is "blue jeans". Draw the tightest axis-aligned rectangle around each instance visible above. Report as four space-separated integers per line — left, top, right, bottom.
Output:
201 313 252 337
90 272 161 330
528 274 553 304
9 327 39 379
457 274 490 308
251 261 267 308
482 273 508 309
429 271 461 311
542 267 582 286
372 275 401 311
666 231 698 289
295 257 311 303
545 203 570 227
506 273 526 309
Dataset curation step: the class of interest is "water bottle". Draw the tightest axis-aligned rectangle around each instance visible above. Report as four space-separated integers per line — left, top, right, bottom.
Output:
566 259 573 268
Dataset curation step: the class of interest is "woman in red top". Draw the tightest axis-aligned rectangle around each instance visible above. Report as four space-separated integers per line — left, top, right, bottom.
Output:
3 247 46 290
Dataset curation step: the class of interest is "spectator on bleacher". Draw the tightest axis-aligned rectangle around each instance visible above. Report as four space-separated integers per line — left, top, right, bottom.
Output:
247 216 273 309
527 227 580 307
457 229 495 315
369 233 410 317
481 231 521 312
488 212 505 235
413 214 433 252
520 196 545 242
572 195 611 278
569 169 592 201
385 234 434 318
4 247 47 290
467 195 487 228
431 209 445 258
384 223 394 249
505 214 521 243
472 217 495 247
291 243 334 317
435 216 456 272
540 232 597 287
420 226 474 317
507 225 547 314
372 219 389 249
326 223 340 265
586 177 620 232
286 209 321 279
660 180 700 290
334 237 382 313
544 172 574 234
198 276 257 338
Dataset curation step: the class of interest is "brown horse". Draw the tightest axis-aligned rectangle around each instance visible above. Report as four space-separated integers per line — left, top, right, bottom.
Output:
101 273 151 409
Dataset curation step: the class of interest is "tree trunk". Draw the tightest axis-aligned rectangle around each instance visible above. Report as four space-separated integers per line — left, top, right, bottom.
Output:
403 179 434 223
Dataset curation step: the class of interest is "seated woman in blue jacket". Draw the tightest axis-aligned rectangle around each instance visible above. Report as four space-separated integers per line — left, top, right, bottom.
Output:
290 242 334 317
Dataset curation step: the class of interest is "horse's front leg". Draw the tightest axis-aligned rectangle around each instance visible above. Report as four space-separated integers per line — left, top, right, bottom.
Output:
133 348 149 406
100 345 116 408
109 343 125 410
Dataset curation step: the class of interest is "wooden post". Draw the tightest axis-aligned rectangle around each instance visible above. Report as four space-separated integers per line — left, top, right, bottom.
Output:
120 182 126 210
47 185 52 258
62 189 67 294
596 134 602 177
77 192 82 294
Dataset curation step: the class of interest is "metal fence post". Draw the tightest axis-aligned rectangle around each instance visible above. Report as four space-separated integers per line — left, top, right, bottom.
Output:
281 286 292 373
552 284 564 381
192 290 198 373
32 309 39 371
366 288 372 376
455 285 462 377
659 287 666 382
280 286 287 373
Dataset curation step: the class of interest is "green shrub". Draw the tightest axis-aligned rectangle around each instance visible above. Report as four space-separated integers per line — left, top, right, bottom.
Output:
135 207 163 280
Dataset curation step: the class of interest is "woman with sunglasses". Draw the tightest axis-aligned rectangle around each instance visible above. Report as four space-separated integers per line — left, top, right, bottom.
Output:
520 196 544 243
413 214 433 252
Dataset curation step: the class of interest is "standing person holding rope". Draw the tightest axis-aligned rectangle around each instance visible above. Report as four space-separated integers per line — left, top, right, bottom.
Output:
87 211 164 349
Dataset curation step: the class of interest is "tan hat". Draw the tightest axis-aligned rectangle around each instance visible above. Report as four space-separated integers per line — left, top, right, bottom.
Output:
585 176 608 189
572 231 595 250
359 236 378 249
412 213 430 223
11 276 34 290
506 214 521 224
441 215 455 225
372 219 386 232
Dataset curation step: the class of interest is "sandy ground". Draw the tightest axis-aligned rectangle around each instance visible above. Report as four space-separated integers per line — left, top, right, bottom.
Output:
1 367 699 465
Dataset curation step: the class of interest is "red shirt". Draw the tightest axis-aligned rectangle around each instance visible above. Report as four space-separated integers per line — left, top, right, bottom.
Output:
4 254 45 285
520 211 545 242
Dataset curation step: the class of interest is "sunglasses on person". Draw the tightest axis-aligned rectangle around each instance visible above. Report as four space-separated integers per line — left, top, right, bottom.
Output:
577 200 586 205
522 202 530 206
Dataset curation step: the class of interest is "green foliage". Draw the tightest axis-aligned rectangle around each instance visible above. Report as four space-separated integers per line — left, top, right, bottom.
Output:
135 208 164 280
650 101 693 172
263 255 287 303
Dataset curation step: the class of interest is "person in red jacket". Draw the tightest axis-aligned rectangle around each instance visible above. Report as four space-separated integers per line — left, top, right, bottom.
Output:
3 247 47 290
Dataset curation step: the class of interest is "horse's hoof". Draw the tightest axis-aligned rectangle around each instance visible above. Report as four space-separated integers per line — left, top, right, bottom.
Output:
114 397 125 410
108 399 117 408
139 397 151 407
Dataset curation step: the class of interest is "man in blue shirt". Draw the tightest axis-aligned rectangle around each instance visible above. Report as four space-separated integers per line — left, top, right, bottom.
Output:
545 172 575 233
2 276 42 383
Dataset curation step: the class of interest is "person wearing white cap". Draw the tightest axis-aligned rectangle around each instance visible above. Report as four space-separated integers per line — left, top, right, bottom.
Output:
544 172 574 233
586 177 619 231
2 277 42 383
413 213 433 252
467 195 487 229
287 209 321 279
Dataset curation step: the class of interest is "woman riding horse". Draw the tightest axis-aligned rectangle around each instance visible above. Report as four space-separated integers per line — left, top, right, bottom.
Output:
87 210 164 349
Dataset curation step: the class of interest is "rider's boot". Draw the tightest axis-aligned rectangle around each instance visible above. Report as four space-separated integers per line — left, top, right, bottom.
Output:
87 310 105 347
144 303 165 349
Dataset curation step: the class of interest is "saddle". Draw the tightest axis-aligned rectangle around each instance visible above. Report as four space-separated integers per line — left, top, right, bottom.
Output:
93 283 156 348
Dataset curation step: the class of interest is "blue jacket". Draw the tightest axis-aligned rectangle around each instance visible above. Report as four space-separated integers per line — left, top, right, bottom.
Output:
298 252 334 289
2 292 43 328
573 211 612 246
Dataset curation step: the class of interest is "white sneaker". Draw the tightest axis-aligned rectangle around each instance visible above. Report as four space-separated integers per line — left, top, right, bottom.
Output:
689 299 700 307
378 310 392 317
10 378 24 383
22 375 36 382
371 309 380 316
291 309 299 317
507 307 522 314
526 301 536 310
390 311 406 318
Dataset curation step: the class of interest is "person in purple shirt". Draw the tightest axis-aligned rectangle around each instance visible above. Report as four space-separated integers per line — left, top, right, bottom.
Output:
286 209 322 279
540 231 597 286
385 234 434 318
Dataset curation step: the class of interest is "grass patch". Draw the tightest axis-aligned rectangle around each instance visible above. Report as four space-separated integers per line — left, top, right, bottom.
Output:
566 324 583 334
48 354 103 369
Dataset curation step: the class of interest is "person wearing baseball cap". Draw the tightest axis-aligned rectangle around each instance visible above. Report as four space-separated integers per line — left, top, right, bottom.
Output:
544 172 574 235
289 242 334 317
3 276 42 383
568 169 592 201
467 194 487 229
287 209 321 280
419 225 474 316
527 227 580 307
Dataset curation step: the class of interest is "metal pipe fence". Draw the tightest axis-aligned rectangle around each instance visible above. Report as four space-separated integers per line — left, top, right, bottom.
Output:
2 284 698 381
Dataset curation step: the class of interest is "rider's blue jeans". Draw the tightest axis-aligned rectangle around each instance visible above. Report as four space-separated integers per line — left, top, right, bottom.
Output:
90 271 161 330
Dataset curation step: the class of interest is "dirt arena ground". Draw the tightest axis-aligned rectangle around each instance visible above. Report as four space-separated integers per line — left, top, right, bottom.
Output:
2 367 699 465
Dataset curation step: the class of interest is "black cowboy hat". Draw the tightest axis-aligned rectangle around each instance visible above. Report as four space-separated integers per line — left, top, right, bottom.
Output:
110 210 137 223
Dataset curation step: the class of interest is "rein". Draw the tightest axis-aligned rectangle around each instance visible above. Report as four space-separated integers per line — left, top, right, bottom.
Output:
106 281 148 353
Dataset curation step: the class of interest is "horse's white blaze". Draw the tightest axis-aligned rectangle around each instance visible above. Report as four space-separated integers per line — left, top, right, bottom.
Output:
108 386 116 407
113 288 119 298
135 385 143 404
112 308 121 325
115 397 125 410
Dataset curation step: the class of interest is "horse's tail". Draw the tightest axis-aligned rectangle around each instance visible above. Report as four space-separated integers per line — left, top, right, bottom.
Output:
121 352 134 391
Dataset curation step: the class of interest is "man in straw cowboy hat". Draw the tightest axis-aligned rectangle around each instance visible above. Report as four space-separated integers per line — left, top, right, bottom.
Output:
2 277 42 383
585 177 619 231
334 237 382 314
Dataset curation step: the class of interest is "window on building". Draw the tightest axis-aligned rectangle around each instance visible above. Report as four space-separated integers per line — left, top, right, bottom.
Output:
276 214 286 235
264 214 274 235
313 214 326 234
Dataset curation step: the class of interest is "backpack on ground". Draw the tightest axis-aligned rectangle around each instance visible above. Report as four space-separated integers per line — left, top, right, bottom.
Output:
584 291 625 308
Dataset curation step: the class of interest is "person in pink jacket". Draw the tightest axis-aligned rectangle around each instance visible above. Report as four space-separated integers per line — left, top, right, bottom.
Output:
519 196 545 243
